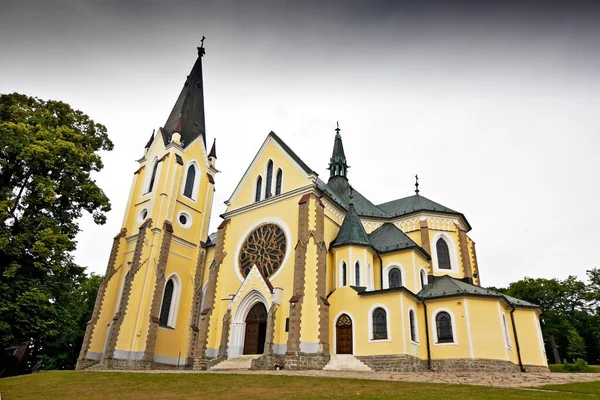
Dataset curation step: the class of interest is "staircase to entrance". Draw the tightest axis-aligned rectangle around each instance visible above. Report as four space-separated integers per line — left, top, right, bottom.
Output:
323 354 373 371
210 355 261 371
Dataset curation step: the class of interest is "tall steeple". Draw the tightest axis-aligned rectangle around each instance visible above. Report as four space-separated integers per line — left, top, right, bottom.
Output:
162 37 208 148
327 122 348 181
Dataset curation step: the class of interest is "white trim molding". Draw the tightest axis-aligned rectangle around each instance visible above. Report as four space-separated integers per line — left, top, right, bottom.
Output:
176 210 192 229
463 299 474 358
229 289 270 359
368 304 392 342
419 268 428 290
431 307 458 346
431 232 460 274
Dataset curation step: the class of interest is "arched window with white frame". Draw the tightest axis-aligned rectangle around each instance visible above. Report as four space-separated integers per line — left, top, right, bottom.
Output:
409 309 418 343
389 268 402 288
265 160 273 198
255 176 262 202
355 261 361 286
371 307 388 340
433 310 456 344
502 313 511 348
420 269 427 289
275 168 282 195
146 158 159 193
159 275 181 328
341 261 347 286
436 238 452 270
182 163 197 200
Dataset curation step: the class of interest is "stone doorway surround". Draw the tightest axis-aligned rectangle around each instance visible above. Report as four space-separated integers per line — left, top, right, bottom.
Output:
229 289 270 358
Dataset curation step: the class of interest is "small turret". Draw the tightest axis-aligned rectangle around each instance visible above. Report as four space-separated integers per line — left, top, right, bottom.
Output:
327 122 349 181
208 138 217 167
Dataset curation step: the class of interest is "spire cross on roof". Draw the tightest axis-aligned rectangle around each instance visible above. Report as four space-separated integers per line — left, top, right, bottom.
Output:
198 36 206 56
415 174 420 195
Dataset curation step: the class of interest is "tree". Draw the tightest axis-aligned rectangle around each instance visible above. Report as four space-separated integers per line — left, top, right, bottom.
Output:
566 328 586 361
0 93 112 368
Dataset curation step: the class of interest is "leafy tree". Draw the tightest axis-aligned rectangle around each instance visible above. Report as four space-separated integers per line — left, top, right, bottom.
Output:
566 328 586 361
0 93 112 368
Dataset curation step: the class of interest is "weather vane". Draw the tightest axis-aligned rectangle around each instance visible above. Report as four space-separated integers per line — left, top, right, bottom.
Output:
415 174 420 195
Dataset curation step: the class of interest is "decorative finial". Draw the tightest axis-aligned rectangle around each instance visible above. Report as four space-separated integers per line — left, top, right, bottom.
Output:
349 185 354 205
415 174 420 195
198 36 206 57
335 121 341 138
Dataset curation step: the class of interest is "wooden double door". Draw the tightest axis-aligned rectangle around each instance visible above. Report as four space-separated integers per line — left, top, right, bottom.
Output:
243 303 267 355
336 314 353 354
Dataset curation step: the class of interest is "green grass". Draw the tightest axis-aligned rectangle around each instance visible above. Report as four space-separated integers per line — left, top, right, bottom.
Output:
0 371 599 400
542 381 600 395
549 364 600 373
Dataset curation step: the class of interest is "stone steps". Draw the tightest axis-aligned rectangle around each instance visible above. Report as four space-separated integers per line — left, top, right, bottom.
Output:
323 354 373 372
210 355 260 371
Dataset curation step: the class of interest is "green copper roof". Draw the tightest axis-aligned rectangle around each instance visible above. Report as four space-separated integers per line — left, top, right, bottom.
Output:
368 223 430 259
377 194 457 216
330 203 372 249
418 276 539 308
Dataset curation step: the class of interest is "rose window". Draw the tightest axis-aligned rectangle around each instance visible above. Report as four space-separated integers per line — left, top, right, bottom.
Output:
239 223 287 278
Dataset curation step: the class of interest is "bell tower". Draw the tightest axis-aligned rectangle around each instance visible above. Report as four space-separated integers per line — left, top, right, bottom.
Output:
77 41 218 369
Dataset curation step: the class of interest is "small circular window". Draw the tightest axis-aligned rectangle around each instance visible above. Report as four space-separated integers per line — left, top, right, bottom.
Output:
177 211 192 228
138 208 149 223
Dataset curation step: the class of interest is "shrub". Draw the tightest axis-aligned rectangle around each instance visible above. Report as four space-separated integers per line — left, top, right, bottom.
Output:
563 358 592 372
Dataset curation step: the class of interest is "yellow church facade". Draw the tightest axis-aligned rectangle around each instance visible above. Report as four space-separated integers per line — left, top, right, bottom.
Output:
77 45 548 373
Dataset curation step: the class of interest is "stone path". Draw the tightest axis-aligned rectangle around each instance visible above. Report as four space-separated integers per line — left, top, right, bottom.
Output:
90 368 600 389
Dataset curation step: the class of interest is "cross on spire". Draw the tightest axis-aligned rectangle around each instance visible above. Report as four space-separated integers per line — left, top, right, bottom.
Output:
198 36 206 57
415 174 420 195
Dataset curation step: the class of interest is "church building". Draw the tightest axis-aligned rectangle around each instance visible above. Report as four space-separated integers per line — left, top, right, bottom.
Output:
77 44 549 373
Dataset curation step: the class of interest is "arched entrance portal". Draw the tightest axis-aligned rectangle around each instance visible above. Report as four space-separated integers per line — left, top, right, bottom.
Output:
336 314 353 354
243 303 267 355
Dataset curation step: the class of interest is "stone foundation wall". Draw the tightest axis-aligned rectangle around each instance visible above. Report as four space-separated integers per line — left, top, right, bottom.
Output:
75 359 100 370
193 356 224 371
285 352 330 370
430 358 522 373
524 364 550 373
356 354 425 372
251 354 286 370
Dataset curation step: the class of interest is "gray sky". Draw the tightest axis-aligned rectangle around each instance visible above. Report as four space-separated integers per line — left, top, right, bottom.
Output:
1 0 599 288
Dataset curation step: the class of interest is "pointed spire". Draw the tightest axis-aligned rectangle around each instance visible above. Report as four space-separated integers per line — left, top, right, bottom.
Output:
144 129 155 149
330 195 372 249
163 38 208 148
327 122 348 181
208 138 217 159
415 174 420 195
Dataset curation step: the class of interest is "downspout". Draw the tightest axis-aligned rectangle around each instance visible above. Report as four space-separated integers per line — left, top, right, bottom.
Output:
423 301 432 370
378 254 383 290
510 306 526 372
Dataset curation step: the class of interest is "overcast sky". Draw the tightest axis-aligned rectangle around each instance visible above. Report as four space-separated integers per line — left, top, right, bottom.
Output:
1 0 599 288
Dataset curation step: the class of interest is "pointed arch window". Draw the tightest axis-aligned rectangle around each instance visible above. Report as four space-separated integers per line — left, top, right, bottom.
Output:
265 160 273 198
420 269 427 288
183 164 196 199
255 176 262 202
355 261 361 286
342 262 347 286
275 169 282 195
502 314 511 348
435 311 454 343
409 309 418 343
389 268 401 289
159 279 175 327
147 160 159 193
372 307 388 340
436 239 451 270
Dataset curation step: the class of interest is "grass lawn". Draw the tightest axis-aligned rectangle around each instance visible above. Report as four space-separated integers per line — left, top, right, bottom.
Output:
0 371 600 400
549 364 600 373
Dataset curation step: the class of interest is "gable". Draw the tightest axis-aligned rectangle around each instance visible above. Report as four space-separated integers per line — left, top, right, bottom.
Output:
226 132 316 210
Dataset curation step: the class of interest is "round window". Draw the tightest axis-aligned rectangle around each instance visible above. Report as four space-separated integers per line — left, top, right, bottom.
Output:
177 211 192 228
138 208 149 223
238 223 287 278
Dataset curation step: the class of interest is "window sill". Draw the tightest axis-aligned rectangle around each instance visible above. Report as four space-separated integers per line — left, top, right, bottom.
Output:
159 325 175 331
410 340 420 346
433 341 458 346
369 338 391 343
